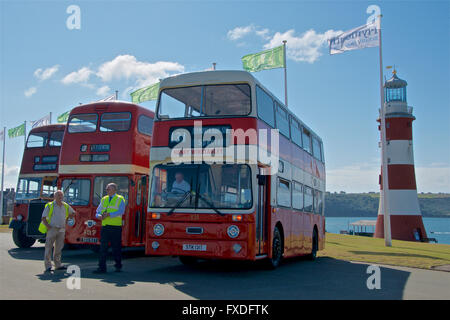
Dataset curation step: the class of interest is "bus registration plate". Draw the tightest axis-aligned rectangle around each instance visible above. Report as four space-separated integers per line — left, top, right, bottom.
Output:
182 244 206 251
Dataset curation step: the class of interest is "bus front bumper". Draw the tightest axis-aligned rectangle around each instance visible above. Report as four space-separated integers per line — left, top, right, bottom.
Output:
146 238 249 260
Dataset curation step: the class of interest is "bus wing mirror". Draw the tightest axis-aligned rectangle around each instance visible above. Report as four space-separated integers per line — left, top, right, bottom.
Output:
141 176 147 186
130 179 136 187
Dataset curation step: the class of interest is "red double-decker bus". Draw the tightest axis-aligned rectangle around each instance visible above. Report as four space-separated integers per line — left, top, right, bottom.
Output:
10 124 66 248
145 71 326 268
58 101 154 248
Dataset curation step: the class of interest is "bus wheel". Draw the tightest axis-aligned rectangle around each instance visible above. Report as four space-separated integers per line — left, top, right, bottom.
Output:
307 228 318 261
267 227 283 269
179 256 198 266
12 227 36 248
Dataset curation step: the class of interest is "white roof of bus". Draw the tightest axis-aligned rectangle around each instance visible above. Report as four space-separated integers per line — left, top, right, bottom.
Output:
160 70 322 142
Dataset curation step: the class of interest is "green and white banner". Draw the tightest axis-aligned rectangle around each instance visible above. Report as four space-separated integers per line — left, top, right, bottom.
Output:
57 111 70 123
242 45 285 72
8 123 25 138
131 82 160 104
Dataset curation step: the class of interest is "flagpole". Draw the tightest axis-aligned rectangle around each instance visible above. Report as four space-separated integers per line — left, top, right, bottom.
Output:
283 40 288 106
49 112 52 124
23 121 26 147
0 127 5 219
115 90 118 100
378 14 392 247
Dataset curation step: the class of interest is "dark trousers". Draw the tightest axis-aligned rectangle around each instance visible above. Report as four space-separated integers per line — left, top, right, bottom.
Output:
98 225 122 271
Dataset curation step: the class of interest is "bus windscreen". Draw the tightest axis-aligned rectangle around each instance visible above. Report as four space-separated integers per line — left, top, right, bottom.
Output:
149 164 252 210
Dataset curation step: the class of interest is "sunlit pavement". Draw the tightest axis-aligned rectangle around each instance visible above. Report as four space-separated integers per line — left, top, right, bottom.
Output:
1 232 449 300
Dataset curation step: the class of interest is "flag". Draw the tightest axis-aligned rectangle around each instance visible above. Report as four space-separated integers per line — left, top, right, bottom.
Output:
97 94 116 102
0 130 3 141
8 123 25 138
130 83 159 104
30 114 51 129
57 111 70 123
241 45 285 72
328 20 380 55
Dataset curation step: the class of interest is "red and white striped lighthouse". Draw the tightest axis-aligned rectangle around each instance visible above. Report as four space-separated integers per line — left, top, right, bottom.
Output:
374 70 427 242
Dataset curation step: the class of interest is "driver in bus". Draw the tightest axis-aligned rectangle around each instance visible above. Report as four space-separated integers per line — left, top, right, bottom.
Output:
171 172 190 194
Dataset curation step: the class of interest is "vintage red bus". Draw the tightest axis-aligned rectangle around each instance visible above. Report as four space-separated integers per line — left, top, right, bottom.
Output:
145 71 326 268
58 101 154 248
10 124 66 248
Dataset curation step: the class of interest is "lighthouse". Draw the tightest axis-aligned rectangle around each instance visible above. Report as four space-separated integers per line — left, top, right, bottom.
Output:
374 70 427 242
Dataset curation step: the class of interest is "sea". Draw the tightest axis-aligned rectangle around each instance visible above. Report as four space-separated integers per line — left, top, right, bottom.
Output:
325 217 450 245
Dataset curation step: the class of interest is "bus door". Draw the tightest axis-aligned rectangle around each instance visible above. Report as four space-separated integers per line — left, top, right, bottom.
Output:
256 169 269 256
133 175 148 244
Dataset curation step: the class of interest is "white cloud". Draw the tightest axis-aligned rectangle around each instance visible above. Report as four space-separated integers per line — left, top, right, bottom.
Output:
228 24 342 63
0 163 20 189
264 29 342 63
227 24 271 41
96 85 111 96
34 65 59 81
327 162 450 193
61 67 93 85
24 87 37 97
227 25 255 41
96 54 184 87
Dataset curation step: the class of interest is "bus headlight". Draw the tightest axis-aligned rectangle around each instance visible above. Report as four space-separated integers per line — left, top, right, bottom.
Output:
233 243 242 253
153 224 164 236
67 217 75 227
227 225 240 238
16 214 23 221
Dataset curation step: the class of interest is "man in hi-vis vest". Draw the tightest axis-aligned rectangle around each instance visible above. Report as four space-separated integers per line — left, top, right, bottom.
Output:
93 183 126 274
40 190 76 272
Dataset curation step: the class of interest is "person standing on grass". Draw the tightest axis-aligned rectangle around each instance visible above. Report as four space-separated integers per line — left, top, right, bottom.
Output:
40 190 76 273
93 183 126 274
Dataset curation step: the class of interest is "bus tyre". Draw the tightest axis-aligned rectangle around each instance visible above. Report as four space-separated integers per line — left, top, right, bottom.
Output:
179 256 198 266
12 227 36 248
307 229 318 261
267 227 283 269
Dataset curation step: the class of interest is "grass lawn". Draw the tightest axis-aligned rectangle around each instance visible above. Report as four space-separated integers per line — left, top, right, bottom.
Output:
319 233 450 270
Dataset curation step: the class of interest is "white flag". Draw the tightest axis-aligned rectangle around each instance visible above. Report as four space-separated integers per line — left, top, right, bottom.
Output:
30 114 51 129
98 94 116 102
328 20 379 55
0 130 3 141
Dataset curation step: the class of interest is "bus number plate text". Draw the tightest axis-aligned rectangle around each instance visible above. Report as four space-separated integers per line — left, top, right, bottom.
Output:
182 244 206 251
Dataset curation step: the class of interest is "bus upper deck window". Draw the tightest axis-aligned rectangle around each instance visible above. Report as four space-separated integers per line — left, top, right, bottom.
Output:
158 84 250 119
27 132 48 148
49 131 64 147
68 114 98 133
100 112 132 132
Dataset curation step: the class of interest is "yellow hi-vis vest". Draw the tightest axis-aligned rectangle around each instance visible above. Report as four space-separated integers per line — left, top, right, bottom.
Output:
38 201 70 234
100 194 125 227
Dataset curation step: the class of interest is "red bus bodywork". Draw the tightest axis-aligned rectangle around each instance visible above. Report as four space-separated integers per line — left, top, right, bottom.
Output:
10 124 66 246
145 71 326 265
58 101 154 247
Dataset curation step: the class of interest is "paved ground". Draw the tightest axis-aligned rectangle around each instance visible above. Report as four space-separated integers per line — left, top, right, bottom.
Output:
1 232 449 300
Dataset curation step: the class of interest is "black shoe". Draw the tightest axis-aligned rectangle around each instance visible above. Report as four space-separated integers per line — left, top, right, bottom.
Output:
55 265 67 270
114 268 122 272
93 268 107 274
44 267 52 273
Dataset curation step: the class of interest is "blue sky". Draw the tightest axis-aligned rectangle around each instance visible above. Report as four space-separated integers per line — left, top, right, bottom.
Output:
1 0 449 192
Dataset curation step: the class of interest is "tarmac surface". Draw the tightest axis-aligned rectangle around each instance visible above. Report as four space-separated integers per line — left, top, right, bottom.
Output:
1 232 449 300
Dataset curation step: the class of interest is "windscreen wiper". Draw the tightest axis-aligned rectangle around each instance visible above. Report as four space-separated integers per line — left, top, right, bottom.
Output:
167 191 191 216
196 192 225 216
